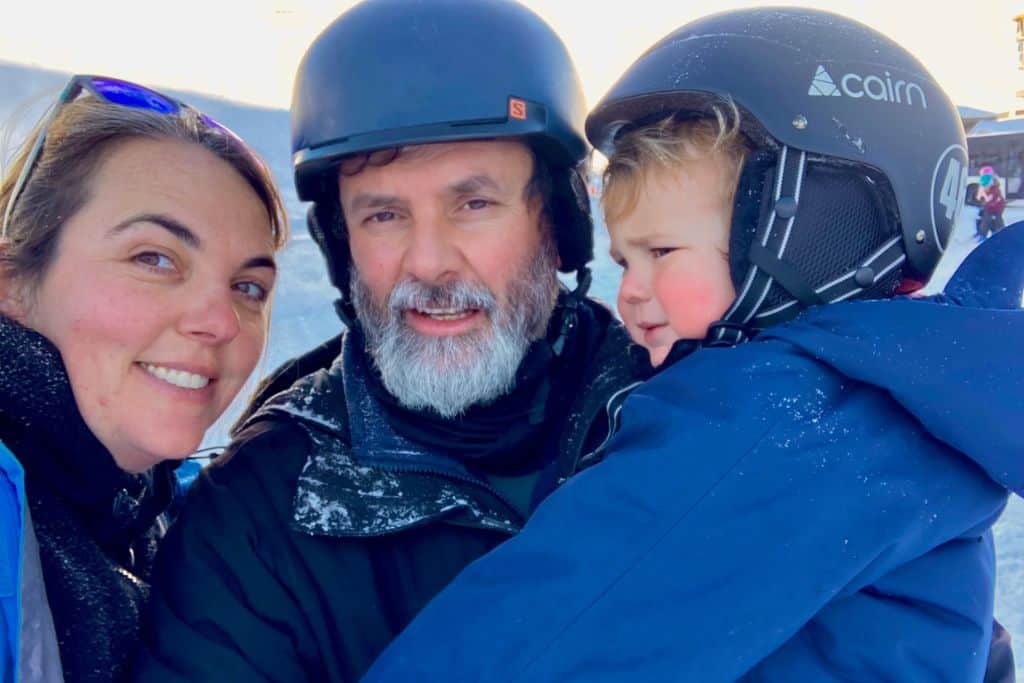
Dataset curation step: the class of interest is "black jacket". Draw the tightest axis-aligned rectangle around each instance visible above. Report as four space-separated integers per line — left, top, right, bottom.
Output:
0 317 174 683
135 298 638 682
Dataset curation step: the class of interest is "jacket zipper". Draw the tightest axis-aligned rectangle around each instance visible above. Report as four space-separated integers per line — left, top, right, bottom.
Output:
370 459 526 532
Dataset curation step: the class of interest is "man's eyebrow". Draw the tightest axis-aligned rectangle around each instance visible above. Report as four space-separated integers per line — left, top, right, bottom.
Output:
348 193 404 213
446 174 502 196
107 213 200 248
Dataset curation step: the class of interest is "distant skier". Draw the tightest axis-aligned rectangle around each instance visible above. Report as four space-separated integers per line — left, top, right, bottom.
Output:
976 166 1007 239
363 9 1023 682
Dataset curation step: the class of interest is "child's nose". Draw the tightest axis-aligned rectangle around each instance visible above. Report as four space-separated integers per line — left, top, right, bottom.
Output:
618 269 651 304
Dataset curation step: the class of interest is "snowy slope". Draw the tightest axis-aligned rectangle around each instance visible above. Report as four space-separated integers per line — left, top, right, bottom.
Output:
2 61 1022 674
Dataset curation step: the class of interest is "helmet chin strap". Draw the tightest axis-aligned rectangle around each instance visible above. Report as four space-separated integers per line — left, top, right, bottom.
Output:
571 265 592 299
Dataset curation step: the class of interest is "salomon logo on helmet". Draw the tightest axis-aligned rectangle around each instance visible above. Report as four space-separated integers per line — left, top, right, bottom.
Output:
808 65 928 109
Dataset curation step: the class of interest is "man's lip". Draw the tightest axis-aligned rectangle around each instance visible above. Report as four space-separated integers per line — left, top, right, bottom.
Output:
403 308 485 336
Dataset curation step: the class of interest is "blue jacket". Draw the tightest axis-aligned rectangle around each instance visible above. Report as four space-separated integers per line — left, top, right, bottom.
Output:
1 440 25 683
364 226 1024 682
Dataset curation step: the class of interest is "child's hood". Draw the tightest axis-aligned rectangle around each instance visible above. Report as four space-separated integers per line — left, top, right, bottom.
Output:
761 224 1024 496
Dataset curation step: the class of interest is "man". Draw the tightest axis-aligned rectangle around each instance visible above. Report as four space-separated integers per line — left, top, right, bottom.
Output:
134 1 638 680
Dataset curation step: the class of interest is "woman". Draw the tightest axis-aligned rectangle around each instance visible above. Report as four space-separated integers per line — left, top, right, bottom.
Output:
0 75 287 682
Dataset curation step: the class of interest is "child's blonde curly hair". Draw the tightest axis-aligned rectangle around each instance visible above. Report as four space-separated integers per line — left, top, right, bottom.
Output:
602 98 751 225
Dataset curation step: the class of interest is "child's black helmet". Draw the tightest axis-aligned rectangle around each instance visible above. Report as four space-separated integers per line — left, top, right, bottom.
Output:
291 0 593 309
587 7 968 344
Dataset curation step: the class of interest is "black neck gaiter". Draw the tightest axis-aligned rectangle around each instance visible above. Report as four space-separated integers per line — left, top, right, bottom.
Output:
361 295 601 474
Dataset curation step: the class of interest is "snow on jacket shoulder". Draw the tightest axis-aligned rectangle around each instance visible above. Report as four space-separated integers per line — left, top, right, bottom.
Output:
364 226 1024 682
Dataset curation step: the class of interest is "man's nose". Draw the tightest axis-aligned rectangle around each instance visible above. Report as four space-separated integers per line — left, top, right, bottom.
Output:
401 214 464 284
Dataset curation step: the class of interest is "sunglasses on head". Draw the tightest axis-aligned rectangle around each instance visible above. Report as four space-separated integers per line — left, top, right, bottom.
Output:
1 75 258 238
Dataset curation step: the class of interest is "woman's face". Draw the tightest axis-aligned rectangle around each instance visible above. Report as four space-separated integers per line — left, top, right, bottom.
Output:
7 137 277 472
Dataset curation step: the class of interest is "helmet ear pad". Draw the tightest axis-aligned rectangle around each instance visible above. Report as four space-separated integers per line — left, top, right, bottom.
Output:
727 153 905 325
772 164 902 307
308 193 351 294
545 162 594 274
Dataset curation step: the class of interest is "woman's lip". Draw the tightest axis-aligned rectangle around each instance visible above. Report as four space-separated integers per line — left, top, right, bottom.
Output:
136 360 218 380
135 364 217 403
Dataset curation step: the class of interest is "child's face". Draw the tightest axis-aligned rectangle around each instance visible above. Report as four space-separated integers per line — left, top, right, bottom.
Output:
609 160 736 367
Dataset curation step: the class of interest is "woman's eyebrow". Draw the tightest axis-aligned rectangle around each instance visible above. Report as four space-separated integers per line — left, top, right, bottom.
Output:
107 213 200 249
242 256 276 272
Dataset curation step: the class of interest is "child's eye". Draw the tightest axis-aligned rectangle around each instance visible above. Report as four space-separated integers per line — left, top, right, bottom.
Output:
611 255 627 270
133 251 176 272
650 247 676 259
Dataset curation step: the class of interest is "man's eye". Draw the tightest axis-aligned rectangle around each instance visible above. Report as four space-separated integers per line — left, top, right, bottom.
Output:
366 210 397 223
463 199 492 210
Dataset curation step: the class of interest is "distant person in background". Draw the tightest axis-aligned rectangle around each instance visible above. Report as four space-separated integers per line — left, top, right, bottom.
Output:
0 75 286 682
976 165 1007 239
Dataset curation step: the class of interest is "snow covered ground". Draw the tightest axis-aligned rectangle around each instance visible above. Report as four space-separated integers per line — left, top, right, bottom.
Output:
3 60 1023 674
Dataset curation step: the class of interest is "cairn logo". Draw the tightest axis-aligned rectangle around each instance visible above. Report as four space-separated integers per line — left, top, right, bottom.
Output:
808 66 840 97
808 65 928 109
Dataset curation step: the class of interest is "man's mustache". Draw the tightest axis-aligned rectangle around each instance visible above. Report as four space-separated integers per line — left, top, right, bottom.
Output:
387 279 497 315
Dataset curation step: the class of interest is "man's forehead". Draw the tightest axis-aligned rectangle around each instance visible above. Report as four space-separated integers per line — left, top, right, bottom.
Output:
337 138 534 199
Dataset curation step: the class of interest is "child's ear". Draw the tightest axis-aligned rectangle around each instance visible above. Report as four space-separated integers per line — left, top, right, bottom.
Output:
0 240 30 322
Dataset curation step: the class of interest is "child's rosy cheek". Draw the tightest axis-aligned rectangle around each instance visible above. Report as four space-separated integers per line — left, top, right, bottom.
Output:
658 277 720 330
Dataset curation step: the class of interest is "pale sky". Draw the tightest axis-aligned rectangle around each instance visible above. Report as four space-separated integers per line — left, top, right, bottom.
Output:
1 0 1022 114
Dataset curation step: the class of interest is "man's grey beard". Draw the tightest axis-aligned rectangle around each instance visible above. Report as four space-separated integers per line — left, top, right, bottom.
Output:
350 238 559 419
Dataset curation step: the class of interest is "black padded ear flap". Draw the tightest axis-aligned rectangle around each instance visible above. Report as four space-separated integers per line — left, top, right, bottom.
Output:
549 163 594 274
308 201 350 292
728 150 776 288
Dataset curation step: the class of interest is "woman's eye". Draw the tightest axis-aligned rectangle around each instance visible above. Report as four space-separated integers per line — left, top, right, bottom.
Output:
133 251 175 271
234 281 269 303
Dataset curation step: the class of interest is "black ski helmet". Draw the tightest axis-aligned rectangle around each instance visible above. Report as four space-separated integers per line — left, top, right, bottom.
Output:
587 7 968 345
291 0 593 310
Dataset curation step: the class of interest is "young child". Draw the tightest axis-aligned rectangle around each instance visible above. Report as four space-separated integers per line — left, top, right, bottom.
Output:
976 166 1007 239
603 111 748 369
363 8 1024 682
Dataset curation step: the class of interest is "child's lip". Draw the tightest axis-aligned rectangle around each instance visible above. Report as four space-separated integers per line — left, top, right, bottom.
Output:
641 323 670 346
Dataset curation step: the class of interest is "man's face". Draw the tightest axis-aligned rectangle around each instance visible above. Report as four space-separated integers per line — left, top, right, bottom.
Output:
340 140 559 417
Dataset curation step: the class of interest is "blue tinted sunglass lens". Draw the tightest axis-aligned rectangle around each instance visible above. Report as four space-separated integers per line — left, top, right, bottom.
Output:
89 77 178 114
